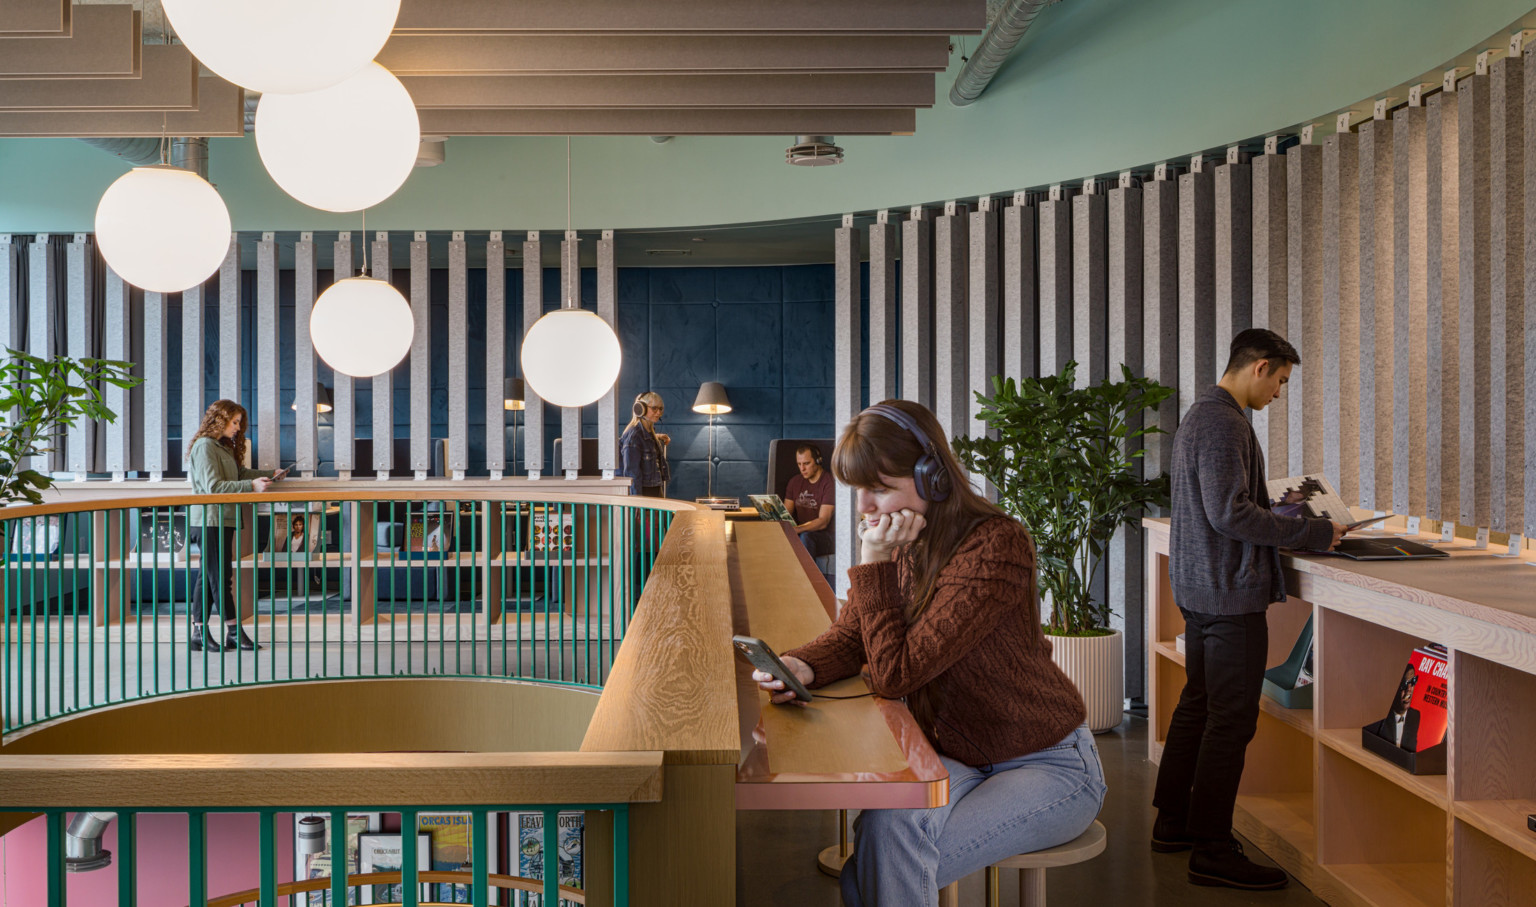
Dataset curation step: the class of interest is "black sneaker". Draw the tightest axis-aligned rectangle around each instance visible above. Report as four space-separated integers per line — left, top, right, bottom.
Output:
1150 812 1194 853
1188 838 1288 890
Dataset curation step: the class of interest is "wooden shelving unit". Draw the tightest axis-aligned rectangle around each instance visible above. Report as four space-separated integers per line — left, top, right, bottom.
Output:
1145 517 1536 907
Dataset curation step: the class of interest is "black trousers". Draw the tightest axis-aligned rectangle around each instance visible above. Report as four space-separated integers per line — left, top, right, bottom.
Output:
189 527 238 623
1152 608 1269 843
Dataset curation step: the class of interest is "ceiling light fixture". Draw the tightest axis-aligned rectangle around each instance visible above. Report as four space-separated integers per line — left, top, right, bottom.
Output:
161 0 399 95
786 135 844 166
310 217 413 378
520 137 623 409
95 163 231 293
255 62 420 212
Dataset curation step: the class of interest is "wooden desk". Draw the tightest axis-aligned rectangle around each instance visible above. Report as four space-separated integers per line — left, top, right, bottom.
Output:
1144 517 1536 907
728 520 947 810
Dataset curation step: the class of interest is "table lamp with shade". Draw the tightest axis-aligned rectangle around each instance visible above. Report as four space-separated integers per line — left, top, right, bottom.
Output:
504 377 525 475
692 381 737 508
290 382 334 414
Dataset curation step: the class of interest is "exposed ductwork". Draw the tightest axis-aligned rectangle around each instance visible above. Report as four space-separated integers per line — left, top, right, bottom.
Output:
64 811 117 873
77 136 211 179
949 0 1060 108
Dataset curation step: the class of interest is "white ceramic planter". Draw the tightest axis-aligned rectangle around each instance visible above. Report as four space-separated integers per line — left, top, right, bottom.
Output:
1047 628 1125 734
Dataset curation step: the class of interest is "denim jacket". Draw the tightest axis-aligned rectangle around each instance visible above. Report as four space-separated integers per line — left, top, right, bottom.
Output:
619 422 669 492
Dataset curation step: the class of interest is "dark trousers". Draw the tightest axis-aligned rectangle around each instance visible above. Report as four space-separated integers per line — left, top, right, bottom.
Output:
1152 608 1269 843
189 527 238 623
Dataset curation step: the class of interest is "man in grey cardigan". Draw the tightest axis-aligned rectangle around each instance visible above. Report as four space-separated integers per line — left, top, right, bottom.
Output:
1150 329 1344 890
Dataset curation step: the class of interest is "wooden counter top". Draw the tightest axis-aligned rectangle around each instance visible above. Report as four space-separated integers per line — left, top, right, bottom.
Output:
729 520 947 810
1142 517 1536 636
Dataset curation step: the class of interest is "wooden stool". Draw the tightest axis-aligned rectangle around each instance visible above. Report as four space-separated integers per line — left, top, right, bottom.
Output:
939 821 1106 907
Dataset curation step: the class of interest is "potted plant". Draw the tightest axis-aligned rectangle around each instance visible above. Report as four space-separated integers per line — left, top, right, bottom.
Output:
953 362 1172 732
0 349 140 506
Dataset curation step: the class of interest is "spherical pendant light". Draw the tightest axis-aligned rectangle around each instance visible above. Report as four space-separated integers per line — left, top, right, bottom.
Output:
94 165 231 293
310 276 413 378
520 309 622 408
161 0 400 95
255 62 420 213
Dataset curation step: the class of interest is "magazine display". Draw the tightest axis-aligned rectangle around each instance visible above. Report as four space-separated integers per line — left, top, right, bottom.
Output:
357 832 431 905
406 512 454 554
133 510 187 556
294 813 374 907
418 812 473 903
516 811 584 906
1369 644 1449 753
530 509 575 554
267 512 323 556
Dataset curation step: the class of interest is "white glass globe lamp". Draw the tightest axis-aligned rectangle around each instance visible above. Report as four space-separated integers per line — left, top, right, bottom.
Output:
310 276 414 378
161 0 399 95
255 62 420 212
520 309 623 408
94 165 231 293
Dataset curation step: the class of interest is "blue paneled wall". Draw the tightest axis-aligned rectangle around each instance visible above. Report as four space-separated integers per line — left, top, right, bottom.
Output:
166 264 839 504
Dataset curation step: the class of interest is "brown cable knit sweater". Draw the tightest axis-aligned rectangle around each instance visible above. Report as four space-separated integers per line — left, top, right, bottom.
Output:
786 516 1086 767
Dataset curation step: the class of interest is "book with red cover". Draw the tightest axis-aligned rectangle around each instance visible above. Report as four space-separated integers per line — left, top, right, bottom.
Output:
1374 644 1448 752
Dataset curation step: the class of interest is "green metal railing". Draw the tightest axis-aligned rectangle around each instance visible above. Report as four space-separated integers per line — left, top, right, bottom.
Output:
1 494 677 735
31 803 628 907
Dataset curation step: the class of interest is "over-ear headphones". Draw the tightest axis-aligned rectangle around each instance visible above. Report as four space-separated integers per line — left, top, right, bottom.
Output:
862 404 952 502
633 394 649 419
801 443 824 467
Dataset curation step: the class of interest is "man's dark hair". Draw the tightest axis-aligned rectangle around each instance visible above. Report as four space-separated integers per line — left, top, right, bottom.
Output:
1223 328 1300 376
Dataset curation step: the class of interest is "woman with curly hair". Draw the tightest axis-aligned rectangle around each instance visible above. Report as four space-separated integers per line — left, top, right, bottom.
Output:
186 399 283 652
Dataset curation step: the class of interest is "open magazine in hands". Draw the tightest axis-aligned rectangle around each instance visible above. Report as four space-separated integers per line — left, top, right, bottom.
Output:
1267 473 1394 529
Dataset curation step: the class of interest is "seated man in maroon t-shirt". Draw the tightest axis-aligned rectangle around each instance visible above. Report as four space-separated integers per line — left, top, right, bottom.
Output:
784 444 835 557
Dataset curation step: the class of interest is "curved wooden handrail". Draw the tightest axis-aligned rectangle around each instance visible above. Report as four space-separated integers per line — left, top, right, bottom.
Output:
207 869 587 907
0 485 707 522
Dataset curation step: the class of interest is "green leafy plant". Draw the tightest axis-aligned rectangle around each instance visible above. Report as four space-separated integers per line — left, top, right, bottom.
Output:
953 362 1174 636
0 349 141 506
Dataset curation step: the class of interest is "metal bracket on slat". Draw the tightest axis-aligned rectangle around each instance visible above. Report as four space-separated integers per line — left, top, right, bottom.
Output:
1409 84 1424 107
1335 112 1354 134
909 204 926 219
1012 191 1029 206
1118 171 1135 190
1496 534 1526 558
977 196 994 211
1189 154 1206 173
1477 49 1495 76
876 209 891 224
1373 98 1389 120
944 201 960 216
452 231 464 242
490 231 502 241
300 232 313 241
338 231 351 241
1300 124 1315 145
377 232 388 242
414 231 426 242
1444 68 1462 93
1081 179 1096 196
1048 184 1064 202
261 231 274 242
1264 136 1280 155
1510 31 1526 58
602 229 613 241
527 230 539 241
1153 163 1169 181
73 232 87 244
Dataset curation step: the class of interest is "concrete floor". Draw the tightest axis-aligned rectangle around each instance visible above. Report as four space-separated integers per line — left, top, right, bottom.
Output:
736 714 1329 907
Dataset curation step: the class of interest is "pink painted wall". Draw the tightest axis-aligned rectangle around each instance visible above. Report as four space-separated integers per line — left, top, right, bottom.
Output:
1 812 295 906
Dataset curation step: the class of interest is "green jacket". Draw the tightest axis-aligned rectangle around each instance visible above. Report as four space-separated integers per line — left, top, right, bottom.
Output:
186 437 274 530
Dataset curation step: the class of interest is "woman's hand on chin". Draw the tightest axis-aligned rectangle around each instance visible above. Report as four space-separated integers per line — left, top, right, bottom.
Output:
858 509 926 564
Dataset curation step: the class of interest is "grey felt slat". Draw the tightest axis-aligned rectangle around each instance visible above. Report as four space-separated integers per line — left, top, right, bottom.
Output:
218 237 240 403
1322 131 1360 503
1072 193 1107 387
449 234 470 473
522 234 544 475
1458 72 1491 528
485 235 506 474
560 233 582 476
331 235 356 473
106 271 135 473
1357 119 1394 511
598 231 618 474
967 202 999 448
65 235 94 473
255 236 280 469
1214 161 1253 360
1426 90 1459 522
1392 106 1429 519
372 234 395 475
1038 198 1072 377
933 202 969 441
1287 144 1324 478
410 234 432 472
0 238 20 355
1001 200 1036 383
1252 152 1288 476
1177 169 1215 419
182 277 207 469
900 207 933 405
294 236 318 473
1490 56 1524 534
868 218 899 403
1142 179 1179 498
834 222 862 598
28 236 57 471
1526 50 1536 537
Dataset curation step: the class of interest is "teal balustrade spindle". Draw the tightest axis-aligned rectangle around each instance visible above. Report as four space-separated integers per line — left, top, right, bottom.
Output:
329 808 347 907
401 807 420 907
189 810 208 907
543 808 559 906
258 809 276 907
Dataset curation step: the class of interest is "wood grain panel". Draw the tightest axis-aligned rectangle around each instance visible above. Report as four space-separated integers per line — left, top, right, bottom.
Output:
581 511 738 764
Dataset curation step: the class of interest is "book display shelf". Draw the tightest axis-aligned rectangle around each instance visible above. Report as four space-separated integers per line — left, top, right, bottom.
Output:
1145 517 1536 907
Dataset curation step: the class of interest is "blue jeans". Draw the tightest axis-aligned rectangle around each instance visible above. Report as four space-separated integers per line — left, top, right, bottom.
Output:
842 724 1106 906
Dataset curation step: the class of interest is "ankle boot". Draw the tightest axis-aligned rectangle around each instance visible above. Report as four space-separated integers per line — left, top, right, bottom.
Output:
189 624 222 653
225 625 261 651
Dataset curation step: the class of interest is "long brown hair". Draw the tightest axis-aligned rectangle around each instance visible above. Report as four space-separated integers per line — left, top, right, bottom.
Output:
187 399 249 460
831 399 1014 623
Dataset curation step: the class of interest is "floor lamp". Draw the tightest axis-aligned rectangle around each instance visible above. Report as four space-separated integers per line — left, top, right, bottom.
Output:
504 377 525 475
693 381 735 508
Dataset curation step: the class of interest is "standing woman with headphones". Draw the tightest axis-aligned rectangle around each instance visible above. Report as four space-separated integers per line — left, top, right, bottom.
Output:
618 391 671 497
753 399 1105 906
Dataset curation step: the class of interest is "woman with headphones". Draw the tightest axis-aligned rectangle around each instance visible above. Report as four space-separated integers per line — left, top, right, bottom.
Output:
618 391 671 497
753 399 1105 906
